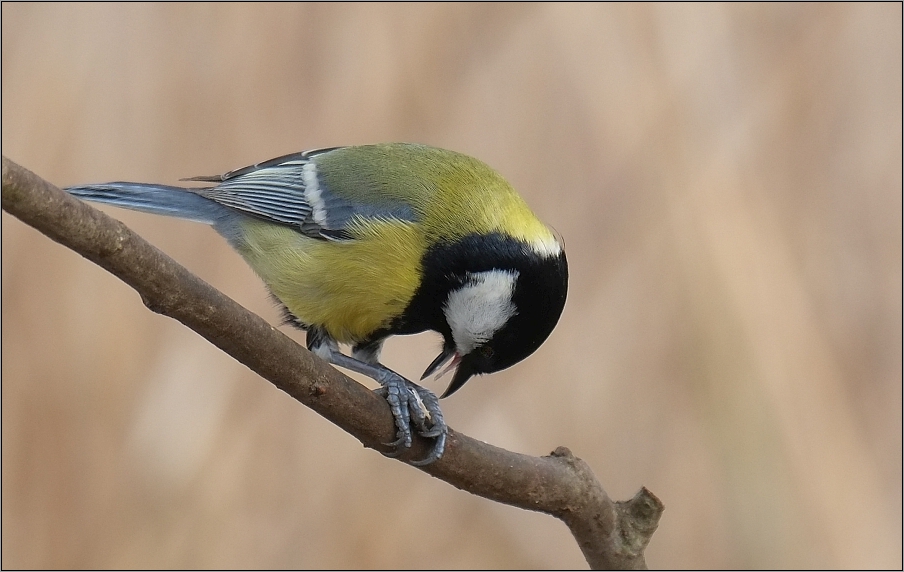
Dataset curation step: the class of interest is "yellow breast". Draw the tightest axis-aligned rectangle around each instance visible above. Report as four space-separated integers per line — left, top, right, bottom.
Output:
235 218 422 344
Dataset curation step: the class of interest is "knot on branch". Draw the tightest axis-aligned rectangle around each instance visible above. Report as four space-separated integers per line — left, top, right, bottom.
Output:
614 487 665 558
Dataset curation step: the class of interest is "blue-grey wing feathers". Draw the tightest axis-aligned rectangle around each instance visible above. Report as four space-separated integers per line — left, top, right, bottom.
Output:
201 159 314 228
65 148 413 242
65 182 229 225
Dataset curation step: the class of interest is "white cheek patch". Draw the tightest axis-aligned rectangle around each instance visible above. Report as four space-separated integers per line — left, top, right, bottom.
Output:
444 269 519 355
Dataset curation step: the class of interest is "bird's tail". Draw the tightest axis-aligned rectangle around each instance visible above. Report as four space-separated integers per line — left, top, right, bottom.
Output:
65 182 227 225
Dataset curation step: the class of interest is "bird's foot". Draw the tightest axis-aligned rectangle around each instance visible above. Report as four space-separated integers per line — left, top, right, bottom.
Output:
375 375 447 465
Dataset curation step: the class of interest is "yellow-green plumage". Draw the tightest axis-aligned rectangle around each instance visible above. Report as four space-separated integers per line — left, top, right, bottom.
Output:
237 217 422 343
236 144 558 345
316 144 557 247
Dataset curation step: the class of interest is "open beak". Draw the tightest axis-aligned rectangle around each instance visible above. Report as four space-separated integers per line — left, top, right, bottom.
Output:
421 346 460 381
422 346 473 398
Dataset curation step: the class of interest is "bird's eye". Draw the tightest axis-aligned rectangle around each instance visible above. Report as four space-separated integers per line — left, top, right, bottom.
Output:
480 345 494 359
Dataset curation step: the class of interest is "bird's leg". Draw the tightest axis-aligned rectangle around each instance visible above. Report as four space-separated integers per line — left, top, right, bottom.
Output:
308 331 446 464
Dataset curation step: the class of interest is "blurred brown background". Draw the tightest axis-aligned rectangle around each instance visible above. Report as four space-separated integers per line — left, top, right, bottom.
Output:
2 3 901 569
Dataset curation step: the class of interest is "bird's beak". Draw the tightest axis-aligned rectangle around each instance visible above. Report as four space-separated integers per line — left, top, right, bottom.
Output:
421 346 460 381
423 346 474 398
439 358 474 399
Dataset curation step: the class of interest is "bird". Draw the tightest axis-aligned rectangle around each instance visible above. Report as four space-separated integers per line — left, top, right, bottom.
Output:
66 143 568 464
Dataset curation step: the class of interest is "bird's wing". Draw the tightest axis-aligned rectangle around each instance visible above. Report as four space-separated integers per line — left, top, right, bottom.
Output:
184 148 416 241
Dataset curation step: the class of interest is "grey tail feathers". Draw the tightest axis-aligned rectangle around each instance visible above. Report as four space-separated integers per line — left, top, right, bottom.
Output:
65 182 227 225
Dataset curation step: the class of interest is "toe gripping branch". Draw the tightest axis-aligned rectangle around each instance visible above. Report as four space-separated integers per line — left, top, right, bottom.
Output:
322 349 447 465
375 373 447 465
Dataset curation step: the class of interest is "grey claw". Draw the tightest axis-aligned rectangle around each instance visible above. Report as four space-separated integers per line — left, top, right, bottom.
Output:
382 447 403 458
410 430 446 466
383 432 409 449
418 426 445 439
375 373 447 464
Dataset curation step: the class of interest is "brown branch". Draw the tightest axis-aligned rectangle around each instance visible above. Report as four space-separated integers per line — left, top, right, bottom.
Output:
2 155 663 569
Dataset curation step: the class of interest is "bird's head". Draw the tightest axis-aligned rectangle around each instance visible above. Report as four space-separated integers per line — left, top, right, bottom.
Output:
420 237 568 398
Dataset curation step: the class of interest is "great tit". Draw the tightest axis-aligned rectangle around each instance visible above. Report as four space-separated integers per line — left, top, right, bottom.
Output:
66 143 568 464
